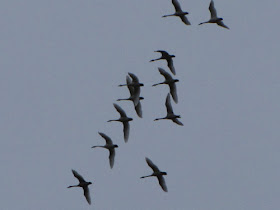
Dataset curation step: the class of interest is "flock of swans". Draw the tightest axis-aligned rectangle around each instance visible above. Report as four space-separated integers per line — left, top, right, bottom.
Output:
67 0 229 205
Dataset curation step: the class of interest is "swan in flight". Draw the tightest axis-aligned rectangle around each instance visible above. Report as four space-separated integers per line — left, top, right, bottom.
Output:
107 103 133 142
119 72 144 106
141 157 168 192
67 169 92 205
153 67 179 104
150 50 176 75
117 75 143 118
154 93 183 126
92 132 118 169
199 0 229 29
162 0 191 25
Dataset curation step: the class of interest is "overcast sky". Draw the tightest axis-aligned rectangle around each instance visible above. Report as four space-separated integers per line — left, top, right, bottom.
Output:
1 0 280 209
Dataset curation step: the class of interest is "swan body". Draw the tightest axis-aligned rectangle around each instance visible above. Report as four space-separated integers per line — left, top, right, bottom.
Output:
199 0 229 29
154 93 183 126
150 50 176 75
162 0 191 25
68 169 92 205
141 157 168 192
108 103 133 142
92 132 118 168
153 67 179 103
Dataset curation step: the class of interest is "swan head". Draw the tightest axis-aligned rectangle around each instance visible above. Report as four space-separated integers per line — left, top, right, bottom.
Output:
171 55 175 58
162 172 167 175
139 97 144 100
88 182 92 185
174 79 179 83
114 145 119 148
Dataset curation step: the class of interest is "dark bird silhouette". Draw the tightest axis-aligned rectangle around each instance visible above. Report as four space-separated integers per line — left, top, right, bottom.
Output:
67 169 92 205
92 132 118 168
117 75 143 118
107 103 133 142
150 50 176 75
153 67 179 103
154 93 183 126
199 0 229 29
141 157 168 192
162 0 191 25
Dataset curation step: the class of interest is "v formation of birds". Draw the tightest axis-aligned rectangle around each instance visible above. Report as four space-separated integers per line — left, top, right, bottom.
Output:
68 0 229 205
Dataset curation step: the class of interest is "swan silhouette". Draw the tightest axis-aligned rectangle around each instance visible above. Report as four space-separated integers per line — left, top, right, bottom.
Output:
150 50 176 75
154 93 183 126
92 132 118 169
108 103 133 142
199 0 229 29
153 67 179 104
141 157 168 192
162 0 191 25
67 169 92 205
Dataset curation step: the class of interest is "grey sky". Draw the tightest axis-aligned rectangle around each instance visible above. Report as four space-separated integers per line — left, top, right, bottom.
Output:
1 0 280 209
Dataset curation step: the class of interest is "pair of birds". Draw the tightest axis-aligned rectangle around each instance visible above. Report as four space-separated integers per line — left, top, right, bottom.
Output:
163 0 229 29
150 50 179 104
68 157 168 205
67 133 118 205
118 72 144 119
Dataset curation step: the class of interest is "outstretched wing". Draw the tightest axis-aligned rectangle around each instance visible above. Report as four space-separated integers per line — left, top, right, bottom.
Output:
158 67 173 80
167 59 176 75
165 93 174 115
128 72 140 83
145 157 160 172
98 132 113 145
109 149 115 168
123 122 130 143
135 101 143 118
209 0 217 19
217 21 229 29
132 86 141 106
169 83 178 104
126 75 134 96
172 118 184 126
83 186 91 205
156 50 169 57
172 0 183 12
113 103 127 117
72 169 86 183
179 15 191 26
157 176 168 192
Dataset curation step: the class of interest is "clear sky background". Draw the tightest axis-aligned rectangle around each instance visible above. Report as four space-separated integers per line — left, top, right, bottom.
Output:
1 0 280 209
